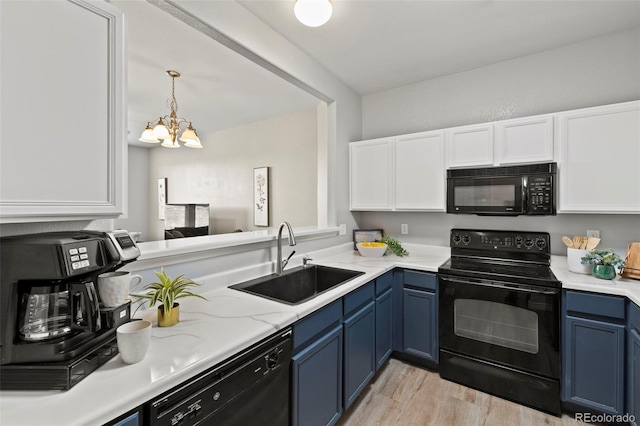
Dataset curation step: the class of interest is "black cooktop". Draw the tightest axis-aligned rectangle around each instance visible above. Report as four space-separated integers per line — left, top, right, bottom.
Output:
438 256 560 287
438 229 560 288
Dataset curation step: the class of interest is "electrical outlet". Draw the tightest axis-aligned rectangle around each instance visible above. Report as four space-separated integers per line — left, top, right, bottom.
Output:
401 224 408 235
339 224 346 236
587 230 600 238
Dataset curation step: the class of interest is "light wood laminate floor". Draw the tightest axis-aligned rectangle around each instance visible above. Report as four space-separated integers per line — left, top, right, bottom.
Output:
337 359 583 426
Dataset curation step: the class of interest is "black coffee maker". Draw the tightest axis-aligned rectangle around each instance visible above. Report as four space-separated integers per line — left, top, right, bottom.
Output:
0 230 140 390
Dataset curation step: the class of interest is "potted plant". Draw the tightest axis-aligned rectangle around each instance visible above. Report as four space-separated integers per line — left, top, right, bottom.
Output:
581 248 625 280
131 268 207 327
379 235 409 257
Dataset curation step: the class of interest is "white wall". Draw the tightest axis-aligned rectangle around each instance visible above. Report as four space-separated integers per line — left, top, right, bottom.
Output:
358 28 640 255
145 107 318 240
363 28 640 138
115 145 150 239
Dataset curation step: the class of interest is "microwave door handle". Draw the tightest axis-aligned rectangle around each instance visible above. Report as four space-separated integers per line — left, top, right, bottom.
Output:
441 276 558 295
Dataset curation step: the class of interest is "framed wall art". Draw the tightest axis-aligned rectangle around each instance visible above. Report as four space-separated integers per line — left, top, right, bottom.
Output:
353 229 383 250
254 167 269 226
157 177 167 220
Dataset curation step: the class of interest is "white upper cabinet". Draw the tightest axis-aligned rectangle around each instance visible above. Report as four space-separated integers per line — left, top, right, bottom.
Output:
394 131 445 211
557 101 640 214
350 131 446 212
495 115 554 165
0 0 126 223
350 138 394 211
445 123 494 168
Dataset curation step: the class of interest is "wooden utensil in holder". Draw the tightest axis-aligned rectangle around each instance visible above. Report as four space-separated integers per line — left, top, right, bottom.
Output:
621 242 640 280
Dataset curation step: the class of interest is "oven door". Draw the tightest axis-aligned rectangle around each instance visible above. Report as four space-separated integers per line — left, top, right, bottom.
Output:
439 274 560 379
446 176 525 215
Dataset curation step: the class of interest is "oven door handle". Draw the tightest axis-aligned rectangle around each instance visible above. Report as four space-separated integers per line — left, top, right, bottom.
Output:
440 275 559 295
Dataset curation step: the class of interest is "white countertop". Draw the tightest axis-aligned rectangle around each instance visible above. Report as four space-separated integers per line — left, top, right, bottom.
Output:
551 255 640 306
1 244 638 426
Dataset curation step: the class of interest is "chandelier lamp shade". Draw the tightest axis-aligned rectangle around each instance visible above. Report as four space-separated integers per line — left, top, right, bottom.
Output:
139 70 202 149
294 0 332 27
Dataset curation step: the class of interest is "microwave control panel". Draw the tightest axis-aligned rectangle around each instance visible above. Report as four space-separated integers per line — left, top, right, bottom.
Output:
526 175 554 214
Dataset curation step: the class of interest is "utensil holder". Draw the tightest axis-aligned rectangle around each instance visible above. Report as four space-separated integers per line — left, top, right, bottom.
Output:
567 248 591 274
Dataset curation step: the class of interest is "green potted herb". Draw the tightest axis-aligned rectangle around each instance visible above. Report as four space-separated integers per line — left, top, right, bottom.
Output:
131 268 207 327
380 235 409 257
581 248 625 280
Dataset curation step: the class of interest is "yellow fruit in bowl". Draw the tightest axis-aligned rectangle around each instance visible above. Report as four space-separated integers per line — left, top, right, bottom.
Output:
360 242 386 248
356 242 388 257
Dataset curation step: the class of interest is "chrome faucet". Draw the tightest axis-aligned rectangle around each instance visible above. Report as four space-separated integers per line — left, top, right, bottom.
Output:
276 222 297 275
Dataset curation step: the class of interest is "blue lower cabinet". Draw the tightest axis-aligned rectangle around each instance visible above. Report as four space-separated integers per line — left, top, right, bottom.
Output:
629 329 640 426
104 409 141 426
375 288 393 370
292 325 343 426
343 301 376 410
629 302 640 426
562 315 625 414
403 288 437 362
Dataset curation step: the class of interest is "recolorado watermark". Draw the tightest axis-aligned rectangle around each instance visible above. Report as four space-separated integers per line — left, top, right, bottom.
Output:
575 412 635 423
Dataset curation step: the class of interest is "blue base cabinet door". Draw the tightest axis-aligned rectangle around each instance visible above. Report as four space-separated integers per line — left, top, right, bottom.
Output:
563 315 625 415
403 288 437 362
630 328 640 426
629 302 640 426
343 301 376 410
375 288 393 370
292 325 343 426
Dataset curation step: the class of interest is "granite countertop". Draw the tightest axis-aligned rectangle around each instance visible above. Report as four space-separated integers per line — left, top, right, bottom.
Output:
1 243 638 426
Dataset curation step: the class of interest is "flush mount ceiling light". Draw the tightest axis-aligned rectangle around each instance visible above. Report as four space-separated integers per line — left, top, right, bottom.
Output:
294 0 332 27
139 70 202 149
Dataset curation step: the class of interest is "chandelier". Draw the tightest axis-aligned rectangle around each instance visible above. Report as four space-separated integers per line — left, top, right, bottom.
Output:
139 70 202 149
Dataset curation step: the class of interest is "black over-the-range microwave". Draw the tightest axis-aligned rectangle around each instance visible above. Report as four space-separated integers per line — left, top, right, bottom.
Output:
446 162 557 216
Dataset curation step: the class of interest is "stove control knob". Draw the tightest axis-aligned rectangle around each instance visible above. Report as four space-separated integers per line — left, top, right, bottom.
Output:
524 237 534 248
452 234 461 244
535 237 547 250
515 236 523 247
462 234 471 245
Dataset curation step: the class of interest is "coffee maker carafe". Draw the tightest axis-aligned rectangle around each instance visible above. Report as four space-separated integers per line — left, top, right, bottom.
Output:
18 281 101 342
0 230 140 390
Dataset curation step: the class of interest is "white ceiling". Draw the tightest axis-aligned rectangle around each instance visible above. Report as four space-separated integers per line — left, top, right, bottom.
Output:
117 0 640 145
239 0 640 95
113 0 320 146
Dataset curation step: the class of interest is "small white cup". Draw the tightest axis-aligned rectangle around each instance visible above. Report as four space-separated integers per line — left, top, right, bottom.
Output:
98 271 142 307
567 248 592 275
116 320 152 364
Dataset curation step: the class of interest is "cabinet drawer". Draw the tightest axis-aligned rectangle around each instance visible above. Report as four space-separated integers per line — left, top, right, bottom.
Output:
630 302 640 331
375 271 393 295
293 300 342 352
403 270 437 291
344 281 374 318
565 290 625 320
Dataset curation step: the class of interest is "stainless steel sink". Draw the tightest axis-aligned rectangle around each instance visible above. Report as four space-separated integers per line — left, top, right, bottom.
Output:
229 265 365 305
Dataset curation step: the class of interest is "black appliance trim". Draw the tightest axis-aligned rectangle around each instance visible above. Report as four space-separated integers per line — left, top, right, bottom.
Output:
447 162 557 178
0 332 119 390
440 349 562 416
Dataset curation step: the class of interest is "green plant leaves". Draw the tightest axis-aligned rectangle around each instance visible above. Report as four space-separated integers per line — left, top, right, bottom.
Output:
129 267 207 313
379 235 409 257
580 248 625 268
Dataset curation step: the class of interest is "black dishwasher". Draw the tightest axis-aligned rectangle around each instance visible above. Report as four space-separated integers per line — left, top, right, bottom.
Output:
147 328 292 426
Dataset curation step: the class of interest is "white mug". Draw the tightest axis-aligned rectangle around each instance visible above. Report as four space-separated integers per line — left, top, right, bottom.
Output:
117 320 152 364
98 271 142 307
